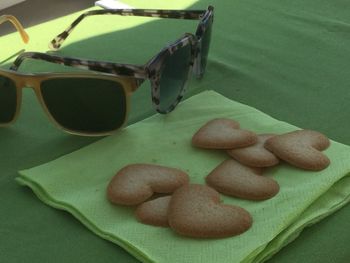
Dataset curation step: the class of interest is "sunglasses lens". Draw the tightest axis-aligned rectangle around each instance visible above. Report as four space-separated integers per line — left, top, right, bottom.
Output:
41 78 127 134
200 16 213 75
0 75 17 124
158 43 192 113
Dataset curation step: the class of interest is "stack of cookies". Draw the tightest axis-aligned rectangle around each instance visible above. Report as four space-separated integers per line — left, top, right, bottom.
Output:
107 118 331 239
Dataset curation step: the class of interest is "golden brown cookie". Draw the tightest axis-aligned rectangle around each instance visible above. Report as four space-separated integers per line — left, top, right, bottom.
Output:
107 164 189 205
206 159 280 200
227 134 279 167
168 184 252 238
264 130 330 171
192 118 258 149
135 196 171 227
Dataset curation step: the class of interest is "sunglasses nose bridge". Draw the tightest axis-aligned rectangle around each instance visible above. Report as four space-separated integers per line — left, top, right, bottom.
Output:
17 75 42 91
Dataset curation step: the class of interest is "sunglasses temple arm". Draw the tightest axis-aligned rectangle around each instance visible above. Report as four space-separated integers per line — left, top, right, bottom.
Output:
48 8 207 51
10 51 148 80
0 15 29 44
10 53 25 71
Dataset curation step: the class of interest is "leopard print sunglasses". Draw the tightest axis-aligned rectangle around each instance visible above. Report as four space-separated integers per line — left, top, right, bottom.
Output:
5 6 214 136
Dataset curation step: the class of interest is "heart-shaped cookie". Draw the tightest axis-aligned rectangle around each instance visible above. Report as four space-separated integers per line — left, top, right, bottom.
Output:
135 196 171 227
192 118 258 149
206 159 280 200
107 164 189 205
168 184 252 238
227 134 279 167
264 130 330 171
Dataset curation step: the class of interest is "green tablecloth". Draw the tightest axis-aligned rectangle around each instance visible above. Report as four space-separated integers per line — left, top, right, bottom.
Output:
1 0 349 262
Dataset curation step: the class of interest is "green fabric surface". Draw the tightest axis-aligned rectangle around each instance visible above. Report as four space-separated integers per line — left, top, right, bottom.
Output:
17 91 350 263
1 0 350 262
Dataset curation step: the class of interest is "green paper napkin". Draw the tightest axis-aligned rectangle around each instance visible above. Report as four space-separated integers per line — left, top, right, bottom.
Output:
17 91 350 263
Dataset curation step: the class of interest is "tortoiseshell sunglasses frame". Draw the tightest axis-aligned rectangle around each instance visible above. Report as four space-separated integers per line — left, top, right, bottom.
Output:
11 6 214 114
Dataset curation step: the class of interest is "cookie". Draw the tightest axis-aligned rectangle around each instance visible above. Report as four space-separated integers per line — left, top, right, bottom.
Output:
264 130 330 171
206 159 280 200
192 118 258 149
168 184 252 238
107 164 189 205
135 196 171 227
227 134 279 167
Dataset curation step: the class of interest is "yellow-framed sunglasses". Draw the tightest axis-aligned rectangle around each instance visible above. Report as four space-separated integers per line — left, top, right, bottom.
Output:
0 15 138 136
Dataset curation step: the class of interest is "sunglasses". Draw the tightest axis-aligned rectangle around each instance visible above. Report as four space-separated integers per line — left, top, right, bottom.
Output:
0 15 29 44
2 6 214 136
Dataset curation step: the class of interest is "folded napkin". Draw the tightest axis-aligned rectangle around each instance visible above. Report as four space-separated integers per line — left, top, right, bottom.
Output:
17 91 350 263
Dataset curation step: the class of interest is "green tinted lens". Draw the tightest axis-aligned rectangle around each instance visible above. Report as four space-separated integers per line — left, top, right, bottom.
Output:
0 75 17 124
41 77 127 134
159 43 192 112
200 17 213 74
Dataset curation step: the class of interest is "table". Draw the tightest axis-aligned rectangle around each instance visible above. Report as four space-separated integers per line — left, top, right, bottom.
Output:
1 0 349 262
